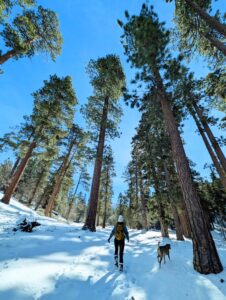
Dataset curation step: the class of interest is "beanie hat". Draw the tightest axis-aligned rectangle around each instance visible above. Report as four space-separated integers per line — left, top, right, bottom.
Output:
118 215 124 222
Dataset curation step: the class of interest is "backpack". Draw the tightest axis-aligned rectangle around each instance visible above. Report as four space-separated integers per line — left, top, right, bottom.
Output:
115 223 125 241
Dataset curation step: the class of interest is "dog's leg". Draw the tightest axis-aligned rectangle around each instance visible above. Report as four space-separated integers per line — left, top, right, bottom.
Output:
164 253 166 264
168 253 170 260
159 256 162 268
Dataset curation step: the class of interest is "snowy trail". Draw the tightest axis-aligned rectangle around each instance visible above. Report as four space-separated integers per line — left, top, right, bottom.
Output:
0 199 225 300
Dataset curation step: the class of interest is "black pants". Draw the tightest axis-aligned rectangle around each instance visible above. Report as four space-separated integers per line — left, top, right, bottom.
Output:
114 238 125 264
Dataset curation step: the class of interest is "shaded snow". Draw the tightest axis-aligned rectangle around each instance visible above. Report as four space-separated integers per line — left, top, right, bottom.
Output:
0 194 225 300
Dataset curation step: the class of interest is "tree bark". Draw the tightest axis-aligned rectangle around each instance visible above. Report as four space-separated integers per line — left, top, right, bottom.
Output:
0 49 17 65
9 157 21 177
193 102 226 173
96 200 101 227
176 201 192 238
153 68 223 274
184 0 226 37
191 110 226 190
82 96 109 232
45 154 73 216
102 167 109 229
45 139 75 216
163 162 184 240
1 141 37 204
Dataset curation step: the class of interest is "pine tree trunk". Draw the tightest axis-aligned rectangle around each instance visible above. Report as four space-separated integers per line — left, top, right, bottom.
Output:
9 157 21 177
154 69 223 274
44 160 69 216
193 103 226 173
191 110 226 190
96 201 101 227
184 0 226 37
34 197 42 211
163 163 184 240
176 201 192 238
172 202 184 240
1 141 37 204
0 49 17 65
152 166 169 238
45 143 74 216
139 176 148 230
27 169 46 206
83 96 109 232
102 167 109 229
66 201 73 220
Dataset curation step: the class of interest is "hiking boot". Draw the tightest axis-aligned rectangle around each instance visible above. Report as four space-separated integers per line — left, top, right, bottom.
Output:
119 263 123 272
114 255 118 267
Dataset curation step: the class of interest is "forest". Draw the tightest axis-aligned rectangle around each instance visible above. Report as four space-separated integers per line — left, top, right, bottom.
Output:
0 0 225 280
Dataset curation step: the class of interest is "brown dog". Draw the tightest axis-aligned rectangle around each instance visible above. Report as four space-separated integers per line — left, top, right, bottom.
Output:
157 242 171 267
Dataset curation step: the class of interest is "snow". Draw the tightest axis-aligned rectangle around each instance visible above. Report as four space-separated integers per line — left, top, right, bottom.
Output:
0 195 225 300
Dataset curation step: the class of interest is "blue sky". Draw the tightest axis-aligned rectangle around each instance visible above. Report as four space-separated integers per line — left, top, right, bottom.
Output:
0 0 225 204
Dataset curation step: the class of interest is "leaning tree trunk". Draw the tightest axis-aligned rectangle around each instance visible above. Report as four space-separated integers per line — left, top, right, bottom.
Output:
83 96 109 232
9 157 21 177
154 68 223 274
1 141 37 204
45 155 72 217
191 110 226 190
0 49 17 65
193 102 226 173
45 140 75 216
184 0 226 37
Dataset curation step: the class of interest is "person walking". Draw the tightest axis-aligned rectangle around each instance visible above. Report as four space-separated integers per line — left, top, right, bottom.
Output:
108 215 129 272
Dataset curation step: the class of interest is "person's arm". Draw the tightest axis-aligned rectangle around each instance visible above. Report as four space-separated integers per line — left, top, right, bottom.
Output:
108 226 115 242
124 226 129 242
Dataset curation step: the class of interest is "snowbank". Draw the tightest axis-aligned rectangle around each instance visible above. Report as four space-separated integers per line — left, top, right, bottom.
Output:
0 196 225 300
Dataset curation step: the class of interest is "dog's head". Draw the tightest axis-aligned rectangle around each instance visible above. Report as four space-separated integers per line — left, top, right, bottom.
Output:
165 244 171 250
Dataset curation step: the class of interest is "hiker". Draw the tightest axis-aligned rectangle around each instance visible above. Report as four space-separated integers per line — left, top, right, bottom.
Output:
108 215 129 272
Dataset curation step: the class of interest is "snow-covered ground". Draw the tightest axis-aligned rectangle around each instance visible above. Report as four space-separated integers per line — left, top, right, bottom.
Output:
0 196 225 300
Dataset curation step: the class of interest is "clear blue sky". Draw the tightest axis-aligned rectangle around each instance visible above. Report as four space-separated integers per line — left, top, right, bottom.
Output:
0 0 225 204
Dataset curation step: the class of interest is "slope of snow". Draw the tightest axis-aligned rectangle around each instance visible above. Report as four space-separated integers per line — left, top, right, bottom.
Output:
0 195 225 300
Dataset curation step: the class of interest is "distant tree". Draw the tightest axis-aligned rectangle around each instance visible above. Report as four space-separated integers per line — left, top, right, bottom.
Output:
45 125 89 216
65 166 90 221
1 75 77 205
74 192 87 223
0 6 63 66
0 159 13 191
82 54 125 232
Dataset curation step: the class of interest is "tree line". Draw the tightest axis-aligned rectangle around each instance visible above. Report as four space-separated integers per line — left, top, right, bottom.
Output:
0 0 225 275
